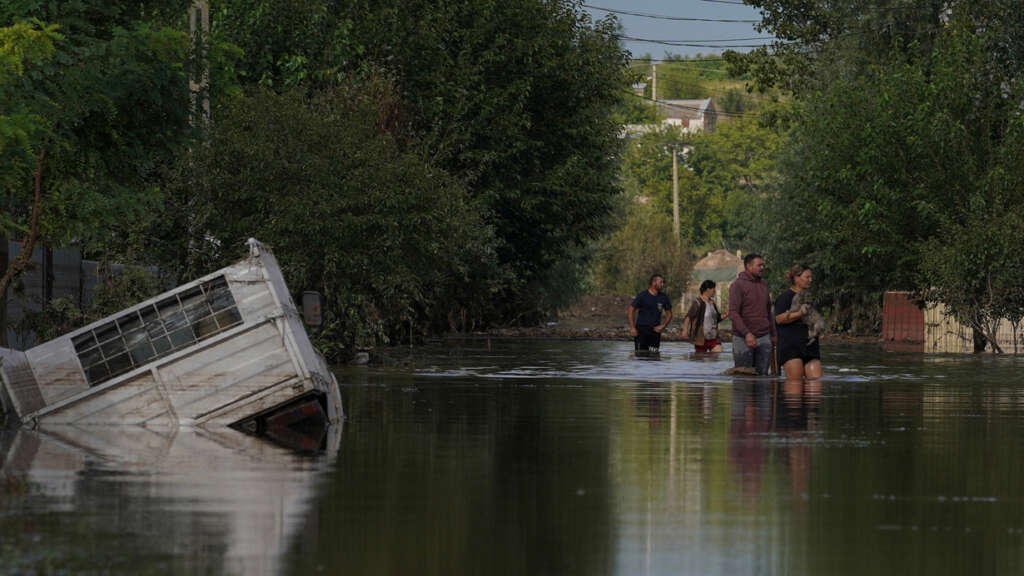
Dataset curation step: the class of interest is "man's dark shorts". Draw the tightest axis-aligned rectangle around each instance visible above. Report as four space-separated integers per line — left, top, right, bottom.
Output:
634 325 662 351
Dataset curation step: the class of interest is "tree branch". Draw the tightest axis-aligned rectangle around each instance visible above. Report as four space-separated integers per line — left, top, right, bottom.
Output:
0 148 46 302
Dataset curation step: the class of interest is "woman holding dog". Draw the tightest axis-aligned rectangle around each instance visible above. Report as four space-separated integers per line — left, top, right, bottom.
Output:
773 264 823 380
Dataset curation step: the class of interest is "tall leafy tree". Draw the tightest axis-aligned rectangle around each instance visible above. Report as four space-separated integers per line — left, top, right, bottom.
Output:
1 2 192 343
733 0 1024 338
210 0 631 322
159 86 501 357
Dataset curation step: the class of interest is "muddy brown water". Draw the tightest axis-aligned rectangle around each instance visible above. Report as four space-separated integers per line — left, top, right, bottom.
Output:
2 339 1024 575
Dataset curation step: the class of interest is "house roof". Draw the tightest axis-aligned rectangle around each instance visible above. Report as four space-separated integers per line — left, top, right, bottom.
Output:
693 249 742 270
658 98 713 120
690 249 743 285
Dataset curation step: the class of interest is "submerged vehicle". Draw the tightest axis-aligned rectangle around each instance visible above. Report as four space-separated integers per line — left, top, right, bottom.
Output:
0 239 342 433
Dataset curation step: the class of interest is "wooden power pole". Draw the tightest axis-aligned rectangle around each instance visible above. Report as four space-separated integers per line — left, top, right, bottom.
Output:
189 1 210 126
652 63 657 101
672 147 680 244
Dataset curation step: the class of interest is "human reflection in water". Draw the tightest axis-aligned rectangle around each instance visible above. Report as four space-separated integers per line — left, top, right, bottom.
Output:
776 379 821 505
727 379 821 505
728 381 772 500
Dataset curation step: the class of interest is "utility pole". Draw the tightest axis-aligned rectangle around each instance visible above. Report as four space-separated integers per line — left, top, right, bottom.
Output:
672 147 680 245
651 63 657 101
189 0 210 127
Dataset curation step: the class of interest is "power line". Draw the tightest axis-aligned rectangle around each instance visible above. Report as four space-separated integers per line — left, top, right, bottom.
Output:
622 35 778 42
620 36 782 48
622 89 761 119
584 4 761 23
633 64 735 73
631 57 730 62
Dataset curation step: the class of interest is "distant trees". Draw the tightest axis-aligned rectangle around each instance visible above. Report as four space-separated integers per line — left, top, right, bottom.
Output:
726 0 1024 339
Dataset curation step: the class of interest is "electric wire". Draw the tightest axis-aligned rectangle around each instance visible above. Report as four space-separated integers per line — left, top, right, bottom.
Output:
584 4 761 23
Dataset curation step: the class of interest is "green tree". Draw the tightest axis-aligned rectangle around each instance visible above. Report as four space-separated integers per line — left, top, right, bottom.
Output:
590 199 693 296
739 1 1024 337
687 112 784 250
1 3 192 343
205 0 632 325
158 86 501 358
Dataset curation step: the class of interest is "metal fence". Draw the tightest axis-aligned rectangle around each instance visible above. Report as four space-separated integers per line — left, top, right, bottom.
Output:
3 241 158 350
924 304 1024 354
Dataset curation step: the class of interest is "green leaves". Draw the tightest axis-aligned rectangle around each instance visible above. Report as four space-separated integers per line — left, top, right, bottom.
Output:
0 19 61 76
204 0 630 325
1 2 192 253
157 85 503 357
745 0 1024 335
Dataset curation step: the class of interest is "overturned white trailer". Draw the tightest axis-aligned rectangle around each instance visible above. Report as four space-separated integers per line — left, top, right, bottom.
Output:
0 239 342 431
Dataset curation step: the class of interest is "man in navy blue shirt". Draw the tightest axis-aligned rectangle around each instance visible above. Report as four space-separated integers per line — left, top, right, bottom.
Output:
627 274 674 352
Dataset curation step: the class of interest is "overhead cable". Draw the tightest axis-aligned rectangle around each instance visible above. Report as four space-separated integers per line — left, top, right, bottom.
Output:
584 4 761 23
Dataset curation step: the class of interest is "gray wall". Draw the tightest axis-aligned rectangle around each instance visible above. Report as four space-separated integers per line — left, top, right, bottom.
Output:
3 242 158 350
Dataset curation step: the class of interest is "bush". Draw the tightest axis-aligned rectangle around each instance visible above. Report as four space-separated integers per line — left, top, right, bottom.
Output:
589 200 693 298
155 84 502 360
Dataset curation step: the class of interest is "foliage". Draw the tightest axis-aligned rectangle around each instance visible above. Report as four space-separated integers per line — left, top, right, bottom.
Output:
203 0 632 326
738 0 1024 339
686 112 785 251
1 2 193 263
155 86 501 359
0 3 194 345
718 87 754 115
589 199 693 296
613 111 783 261
210 0 361 90
619 127 697 237
612 90 659 125
726 0 952 94
633 57 719 100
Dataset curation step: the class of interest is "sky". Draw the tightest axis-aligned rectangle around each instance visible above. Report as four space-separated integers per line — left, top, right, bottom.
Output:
581 0 768 60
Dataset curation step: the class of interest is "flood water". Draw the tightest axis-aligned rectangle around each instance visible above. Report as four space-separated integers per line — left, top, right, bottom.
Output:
3 339 1024 575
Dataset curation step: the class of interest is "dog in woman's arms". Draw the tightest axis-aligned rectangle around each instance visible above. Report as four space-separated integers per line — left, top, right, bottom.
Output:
789 291 826 345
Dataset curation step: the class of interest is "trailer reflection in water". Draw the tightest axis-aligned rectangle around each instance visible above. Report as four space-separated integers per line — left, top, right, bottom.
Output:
0 424 339 575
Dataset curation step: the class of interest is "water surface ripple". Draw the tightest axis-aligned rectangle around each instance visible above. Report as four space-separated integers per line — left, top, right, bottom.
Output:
3 339 1024 575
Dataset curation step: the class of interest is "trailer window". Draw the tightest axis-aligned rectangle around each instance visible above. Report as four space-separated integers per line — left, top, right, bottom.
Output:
75 275 243 386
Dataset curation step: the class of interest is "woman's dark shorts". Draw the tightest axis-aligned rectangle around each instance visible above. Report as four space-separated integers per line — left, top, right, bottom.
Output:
778 337 821 366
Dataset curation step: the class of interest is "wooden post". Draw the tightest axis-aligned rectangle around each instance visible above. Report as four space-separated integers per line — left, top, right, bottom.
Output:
0 232 6 347
189 0 210 127
652 63 657 101
672 148 679 244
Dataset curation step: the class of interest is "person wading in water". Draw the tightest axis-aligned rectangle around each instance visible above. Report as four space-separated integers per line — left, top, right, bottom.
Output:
728 254 776 375
774 264 824 380
627 274 673 353
682 280 729 353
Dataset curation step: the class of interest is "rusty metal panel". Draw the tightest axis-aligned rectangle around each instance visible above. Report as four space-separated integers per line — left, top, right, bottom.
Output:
882 292 924 343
